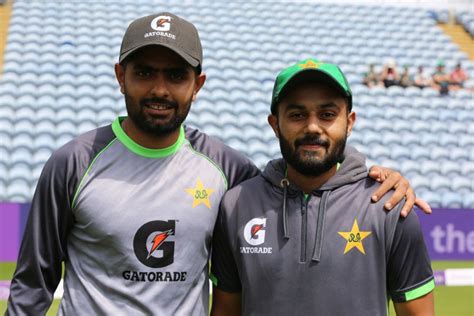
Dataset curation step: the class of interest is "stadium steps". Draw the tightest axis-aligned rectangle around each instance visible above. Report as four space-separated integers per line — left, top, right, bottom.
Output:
0 0 12 74
438 23 474 60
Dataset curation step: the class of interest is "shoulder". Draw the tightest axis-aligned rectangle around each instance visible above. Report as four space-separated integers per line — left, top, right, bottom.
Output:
44 125 116 173
349 177 401 219
185 126 261 188
220 174 267 212
185 126 249 162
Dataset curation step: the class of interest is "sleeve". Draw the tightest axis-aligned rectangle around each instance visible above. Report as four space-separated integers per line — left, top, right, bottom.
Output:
6 151 75 315
386 210 435 303
211 201 242 293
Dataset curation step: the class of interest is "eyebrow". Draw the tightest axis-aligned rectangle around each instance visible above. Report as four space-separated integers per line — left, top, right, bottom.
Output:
132 64 189 73
284 102 341 111
318 102 341 110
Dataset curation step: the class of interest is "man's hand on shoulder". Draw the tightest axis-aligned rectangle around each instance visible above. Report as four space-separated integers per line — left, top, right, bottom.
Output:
368 166 432 218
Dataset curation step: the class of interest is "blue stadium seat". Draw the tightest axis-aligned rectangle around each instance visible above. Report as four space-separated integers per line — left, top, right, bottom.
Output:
462 161 474 177
32 132 55 151
430 176 451 192
451 177 472 193
55 134 75 148
442 192 464 208
462 193 474 209
450 147 470 161
409 175 431 191
430 147 450 160
0 0 471 206
421 160 441 176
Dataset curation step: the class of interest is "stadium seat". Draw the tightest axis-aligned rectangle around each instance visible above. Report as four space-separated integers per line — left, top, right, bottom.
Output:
6 178 32 203
451 177 473 193
430 175 451 192
409 175 431 191
442 192 464 208
0 0 472 207
462 193 474 209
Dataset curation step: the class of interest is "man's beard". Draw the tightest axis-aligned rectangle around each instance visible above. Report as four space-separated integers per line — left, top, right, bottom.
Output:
279 131 346 177
125 93 192 136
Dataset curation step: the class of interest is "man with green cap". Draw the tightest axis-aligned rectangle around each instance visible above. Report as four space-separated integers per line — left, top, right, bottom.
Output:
210 58 435 316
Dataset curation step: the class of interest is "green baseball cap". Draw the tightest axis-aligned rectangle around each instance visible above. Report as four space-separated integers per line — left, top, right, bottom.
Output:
270 58 352 114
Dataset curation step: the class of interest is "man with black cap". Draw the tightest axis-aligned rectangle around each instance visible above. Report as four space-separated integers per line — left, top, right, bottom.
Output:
211 59 434 316
7 12 259 316
7 13 429 315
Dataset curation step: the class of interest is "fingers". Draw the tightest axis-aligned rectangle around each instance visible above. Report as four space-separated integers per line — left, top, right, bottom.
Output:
382 177 408 212
371 171 402 204
399 187 416 218
414 198 432 215
369 167 432 218
368 166 389 182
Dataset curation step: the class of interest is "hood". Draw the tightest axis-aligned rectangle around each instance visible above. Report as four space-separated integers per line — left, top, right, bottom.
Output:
262 145 368 194
261 145 368 260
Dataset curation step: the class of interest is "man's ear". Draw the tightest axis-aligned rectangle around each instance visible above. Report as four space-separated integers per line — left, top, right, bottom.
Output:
268 114 280 138
347 111 356 137
192 72 207 102
115 63 125 94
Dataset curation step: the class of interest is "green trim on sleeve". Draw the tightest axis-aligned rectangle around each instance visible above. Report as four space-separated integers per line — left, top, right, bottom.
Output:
71 138 118 209
404 279 435 301
112 117 185 158
209 272 218 286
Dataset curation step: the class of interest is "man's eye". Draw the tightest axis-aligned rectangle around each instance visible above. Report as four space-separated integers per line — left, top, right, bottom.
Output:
170 72 185 81
320 112 336 119
289 112 305 119
137 70 151 77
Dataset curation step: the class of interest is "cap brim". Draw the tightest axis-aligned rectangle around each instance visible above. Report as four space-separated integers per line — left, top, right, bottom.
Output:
119 42 200 67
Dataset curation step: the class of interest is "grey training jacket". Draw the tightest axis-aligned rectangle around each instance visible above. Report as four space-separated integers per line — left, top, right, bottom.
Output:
212 146 434 316
7 117 260 316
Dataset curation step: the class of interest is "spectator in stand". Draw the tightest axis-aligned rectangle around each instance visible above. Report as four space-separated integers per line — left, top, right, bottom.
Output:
432 60 450 95
363 64 382 88
399 65 414 88
413 66 432 89
450 62 468 90
380 58 400 88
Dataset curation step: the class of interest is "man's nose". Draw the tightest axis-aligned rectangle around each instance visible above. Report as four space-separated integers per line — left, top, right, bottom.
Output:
150 74 170 98
305 114 323 134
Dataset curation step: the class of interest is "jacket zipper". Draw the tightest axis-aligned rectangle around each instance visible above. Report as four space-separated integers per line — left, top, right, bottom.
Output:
300 196 309 263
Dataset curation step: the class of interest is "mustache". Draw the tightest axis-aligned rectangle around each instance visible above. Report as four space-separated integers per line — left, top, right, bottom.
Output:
295 135 329 148
140 97 178 108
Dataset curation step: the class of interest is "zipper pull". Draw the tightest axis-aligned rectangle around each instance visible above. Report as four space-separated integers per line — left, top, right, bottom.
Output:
301 194 309 215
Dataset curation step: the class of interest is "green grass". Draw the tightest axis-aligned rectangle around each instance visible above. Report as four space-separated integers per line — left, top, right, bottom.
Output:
1 261 473 315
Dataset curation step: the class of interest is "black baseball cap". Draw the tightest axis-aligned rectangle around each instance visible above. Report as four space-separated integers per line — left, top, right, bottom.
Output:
119 13 203 70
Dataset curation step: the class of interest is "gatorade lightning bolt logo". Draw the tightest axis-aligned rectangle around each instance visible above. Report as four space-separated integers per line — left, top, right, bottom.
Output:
156 18 168 27
243 218 267 246
147 229 174 260
133 220 176 268
151 15 171 32
251 224 264 240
